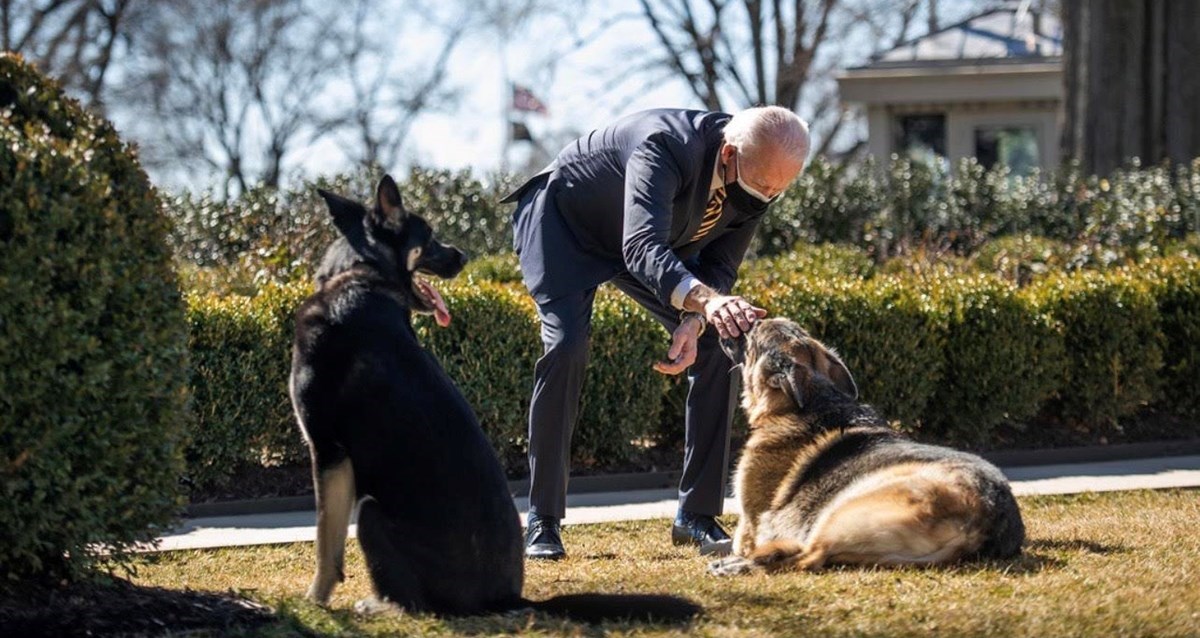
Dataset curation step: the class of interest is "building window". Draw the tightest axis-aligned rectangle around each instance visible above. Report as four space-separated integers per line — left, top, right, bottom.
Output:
895 114 947 164
975 126 1040 176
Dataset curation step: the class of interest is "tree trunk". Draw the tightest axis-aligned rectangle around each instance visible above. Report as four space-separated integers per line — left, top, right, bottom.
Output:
1062 0 1200 175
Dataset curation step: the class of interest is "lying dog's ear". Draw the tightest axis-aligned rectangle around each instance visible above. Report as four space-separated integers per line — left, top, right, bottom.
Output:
822 348 858 400
371 174 408 227
318 189 368 248
766 356 808 410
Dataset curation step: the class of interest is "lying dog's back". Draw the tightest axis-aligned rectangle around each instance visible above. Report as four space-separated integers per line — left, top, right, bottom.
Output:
714 318 1024 575
761 422 1025 564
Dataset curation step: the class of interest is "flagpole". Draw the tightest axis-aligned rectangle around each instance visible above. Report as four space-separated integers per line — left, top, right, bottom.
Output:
499 18 510 174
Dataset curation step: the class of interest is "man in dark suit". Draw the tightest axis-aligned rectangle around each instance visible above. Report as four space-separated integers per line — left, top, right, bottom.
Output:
503 106 810 559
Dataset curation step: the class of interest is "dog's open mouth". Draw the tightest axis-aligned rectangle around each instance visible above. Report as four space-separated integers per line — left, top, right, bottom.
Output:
413 276 452 327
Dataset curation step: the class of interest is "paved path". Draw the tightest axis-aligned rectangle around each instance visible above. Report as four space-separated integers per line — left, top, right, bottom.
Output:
149 455 1200 552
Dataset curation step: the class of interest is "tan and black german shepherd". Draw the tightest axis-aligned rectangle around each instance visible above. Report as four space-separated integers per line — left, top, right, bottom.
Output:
710 318 1024 576
289 176 700 621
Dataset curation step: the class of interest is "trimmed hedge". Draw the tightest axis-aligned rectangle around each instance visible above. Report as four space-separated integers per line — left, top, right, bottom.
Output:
0 54 190 584
1147 258 1200 419
185 279 672 485
1031 271 1165 430
922 274 1065 446
181 251 1200 487
184 283 309 487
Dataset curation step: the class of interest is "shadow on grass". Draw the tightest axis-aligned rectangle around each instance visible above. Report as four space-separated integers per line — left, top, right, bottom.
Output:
0 577 301 637
1026 538 1129 555
437 608 700 637
271 600 702 638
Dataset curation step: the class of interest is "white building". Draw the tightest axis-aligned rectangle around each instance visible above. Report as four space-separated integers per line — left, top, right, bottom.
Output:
837 2 1063 175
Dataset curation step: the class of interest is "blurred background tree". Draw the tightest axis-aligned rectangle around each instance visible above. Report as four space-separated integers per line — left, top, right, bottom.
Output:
1062 0 1200 176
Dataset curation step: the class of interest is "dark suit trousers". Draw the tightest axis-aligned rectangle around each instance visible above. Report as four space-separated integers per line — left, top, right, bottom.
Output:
527 272 736 520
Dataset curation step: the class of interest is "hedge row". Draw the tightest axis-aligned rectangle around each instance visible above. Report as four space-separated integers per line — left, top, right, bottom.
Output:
185 281 674 487
182 254 1200 487
167 157 1200 295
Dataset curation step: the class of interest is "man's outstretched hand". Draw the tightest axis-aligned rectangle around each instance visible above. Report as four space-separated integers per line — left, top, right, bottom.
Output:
683 284 767 339
702 294 767 339
653 315 703 375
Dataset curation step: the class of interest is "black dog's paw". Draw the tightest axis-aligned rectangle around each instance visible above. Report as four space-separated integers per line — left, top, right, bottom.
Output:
708 555 755 577
354 597 400 616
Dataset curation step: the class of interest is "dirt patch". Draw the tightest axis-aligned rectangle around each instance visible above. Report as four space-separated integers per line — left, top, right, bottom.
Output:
0 578 282 637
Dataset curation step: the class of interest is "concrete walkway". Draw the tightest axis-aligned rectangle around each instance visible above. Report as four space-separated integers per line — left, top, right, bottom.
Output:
149 455 1200 552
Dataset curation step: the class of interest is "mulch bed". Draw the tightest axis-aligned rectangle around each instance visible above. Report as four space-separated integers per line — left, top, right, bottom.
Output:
0 578 283 637
185 409 1197 505
188 443 691 504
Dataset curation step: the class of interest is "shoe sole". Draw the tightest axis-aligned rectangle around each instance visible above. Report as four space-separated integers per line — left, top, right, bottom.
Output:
525 551 566 561
672 527 731 547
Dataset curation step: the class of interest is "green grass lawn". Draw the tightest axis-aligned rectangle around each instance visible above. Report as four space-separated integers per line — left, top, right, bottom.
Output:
130 489 1200 637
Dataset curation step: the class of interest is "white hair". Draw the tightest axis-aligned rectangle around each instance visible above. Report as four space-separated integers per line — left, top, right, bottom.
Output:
723 106 811 165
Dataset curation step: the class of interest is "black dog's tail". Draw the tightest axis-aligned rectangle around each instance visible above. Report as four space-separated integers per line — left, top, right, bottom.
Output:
514 593 702 623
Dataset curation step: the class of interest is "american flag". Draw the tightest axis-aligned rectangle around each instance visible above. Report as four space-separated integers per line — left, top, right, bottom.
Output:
512 84 548 115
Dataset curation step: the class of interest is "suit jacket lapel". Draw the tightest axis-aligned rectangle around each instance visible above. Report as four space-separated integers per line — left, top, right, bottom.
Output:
677 112 730 246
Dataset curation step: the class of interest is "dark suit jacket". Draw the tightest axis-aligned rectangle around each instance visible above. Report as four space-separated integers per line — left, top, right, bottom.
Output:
504 108 768 306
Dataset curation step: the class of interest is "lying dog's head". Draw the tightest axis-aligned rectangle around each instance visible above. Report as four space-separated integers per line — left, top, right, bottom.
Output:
315 175 467 315
723 318 858 424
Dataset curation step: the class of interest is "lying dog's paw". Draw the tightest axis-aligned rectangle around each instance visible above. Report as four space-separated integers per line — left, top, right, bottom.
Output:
708 555 756 577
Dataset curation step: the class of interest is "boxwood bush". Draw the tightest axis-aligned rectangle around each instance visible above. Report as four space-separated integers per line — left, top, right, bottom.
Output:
0 54 190 584
181 253 1200 487
1031 271 1165 430
184 283 309 487
186 278 671 485
1144 257 1200 421
921 274 1065 446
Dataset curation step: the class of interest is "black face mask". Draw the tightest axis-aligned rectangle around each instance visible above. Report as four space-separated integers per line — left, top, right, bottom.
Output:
725 182 772 215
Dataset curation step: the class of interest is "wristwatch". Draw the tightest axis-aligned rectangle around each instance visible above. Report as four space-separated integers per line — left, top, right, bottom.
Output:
680 311 706 337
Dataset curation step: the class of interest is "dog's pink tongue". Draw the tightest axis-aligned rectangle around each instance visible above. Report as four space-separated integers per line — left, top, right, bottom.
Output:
418 280 451 327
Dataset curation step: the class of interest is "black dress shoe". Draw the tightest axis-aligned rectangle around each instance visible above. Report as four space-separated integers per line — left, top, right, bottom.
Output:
671 510 731 547
525 512 566 560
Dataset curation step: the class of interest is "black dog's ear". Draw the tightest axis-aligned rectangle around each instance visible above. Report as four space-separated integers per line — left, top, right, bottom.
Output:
318 189 368 247
371 174 408 227
823 349 859 400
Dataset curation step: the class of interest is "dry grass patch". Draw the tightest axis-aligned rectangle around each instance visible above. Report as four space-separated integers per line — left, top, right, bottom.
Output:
127 489 1200 637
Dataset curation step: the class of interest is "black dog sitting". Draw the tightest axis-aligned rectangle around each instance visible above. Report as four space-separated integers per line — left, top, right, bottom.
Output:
288 175 700 621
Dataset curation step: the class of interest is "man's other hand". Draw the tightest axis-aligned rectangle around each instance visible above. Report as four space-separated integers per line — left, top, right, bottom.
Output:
653 315 703 375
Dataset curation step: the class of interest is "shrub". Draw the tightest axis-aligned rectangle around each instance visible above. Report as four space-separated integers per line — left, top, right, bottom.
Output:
921 274 1065 446
971 234 1073 286
0 54 190 584
740 242 875 286
184 283 309 488
753 158 884 256
1144 258 1200 421
400 167 523 258
185 278 671 484
1031 271 1164 429
166 168 521 291
461 252 523 284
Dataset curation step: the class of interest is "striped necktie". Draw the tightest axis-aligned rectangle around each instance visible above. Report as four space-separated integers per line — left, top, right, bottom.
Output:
690 184 726 242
